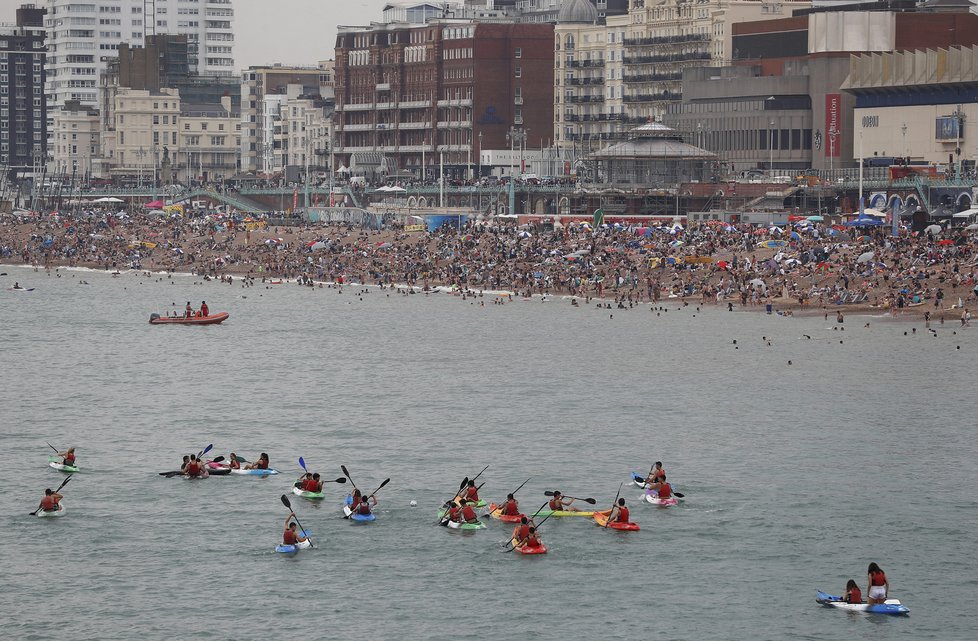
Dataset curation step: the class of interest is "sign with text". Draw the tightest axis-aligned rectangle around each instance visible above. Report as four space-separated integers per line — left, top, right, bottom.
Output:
825 94 841 158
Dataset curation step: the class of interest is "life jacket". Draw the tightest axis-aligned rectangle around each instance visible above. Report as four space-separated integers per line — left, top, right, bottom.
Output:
64 453 75 465
548 498 562 511
229 459 240 469
616 506 630 523
356 502 371 515
846 586 862 604
255 459 268 470
517 524 531 541
303 479 319 492
658 483 672 499
464 486 479 501
870 570 886 586
502 500 519 516
651 468 665 481
461 505 477 522
186 461 202 476
447 506 461 521
40 496 58 511
283 529 298 545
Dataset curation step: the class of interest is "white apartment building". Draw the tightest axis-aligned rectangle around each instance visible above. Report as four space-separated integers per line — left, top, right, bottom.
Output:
44 0 235 111
284 94 332 172
102 86 179 181
177 107 240 184
51 99 100 177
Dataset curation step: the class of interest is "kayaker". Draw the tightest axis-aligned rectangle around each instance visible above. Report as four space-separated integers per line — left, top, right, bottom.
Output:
295 472 313 489
442 500 462 524
179 454 190 472
184 455 205 478
305 473 322 493
350 488 362 506
648 475 672 500
459 499 480 524
38 488 63 513
244 453 269 470
645 461 665 485
866 563 890 605
228 453 241 470
608 497 630 523
499 493 520 516
200 301 209 317
512 515 534 542
283 513 307 546
548 490 579 512
521 526 542 548
57 447 76 468
353 494 375 516
845 579 862 604
460 480 480 504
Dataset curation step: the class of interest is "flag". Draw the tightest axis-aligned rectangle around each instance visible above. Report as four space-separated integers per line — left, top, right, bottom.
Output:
593 208 604 227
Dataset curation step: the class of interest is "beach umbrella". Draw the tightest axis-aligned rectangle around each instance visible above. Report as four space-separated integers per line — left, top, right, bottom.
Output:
172 248 184 255
856 251 874 264
518 230 532 238
789 231 801 240
806 215 824 222
388 186 406 192
717 260 730 270
924 224 942 235
670 240 684 247
375 185 391 192
308 241 328 251
95 196 124 203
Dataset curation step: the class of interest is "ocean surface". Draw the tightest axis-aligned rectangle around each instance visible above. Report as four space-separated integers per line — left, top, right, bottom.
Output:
1 264 975 641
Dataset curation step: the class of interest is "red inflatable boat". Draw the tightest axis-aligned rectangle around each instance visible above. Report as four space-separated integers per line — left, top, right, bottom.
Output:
149 312 229 325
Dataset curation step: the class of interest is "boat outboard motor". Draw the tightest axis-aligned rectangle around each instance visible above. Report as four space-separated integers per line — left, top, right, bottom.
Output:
150 313 161 321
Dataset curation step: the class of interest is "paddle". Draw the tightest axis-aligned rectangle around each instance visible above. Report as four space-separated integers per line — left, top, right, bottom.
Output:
211 456 225 463
159 471 184 478
280 495 314 548
490 478 531 517
299 457 308 472
46 442 60 454
544 491 597 504
340 465 358 492
435 477 469 526
469 464 490 485
344 477 389 519
31 476 72 515
198 444 213 459
602 482 624 529
326 477 347 484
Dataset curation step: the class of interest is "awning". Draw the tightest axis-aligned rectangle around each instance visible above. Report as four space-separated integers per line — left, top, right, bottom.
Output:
951 208 978 218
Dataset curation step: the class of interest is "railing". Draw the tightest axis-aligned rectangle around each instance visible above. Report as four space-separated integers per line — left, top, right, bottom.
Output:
623 52 710 64
622 72 683 83
568 60 605 68
568 77 605 86
568 95 605 104
623 92 682 103
623 33 710 47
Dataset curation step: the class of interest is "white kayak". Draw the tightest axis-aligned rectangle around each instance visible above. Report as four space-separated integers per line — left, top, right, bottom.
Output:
643 491 679 506
229 468 279 476
37 504 66 518
816 590 909 615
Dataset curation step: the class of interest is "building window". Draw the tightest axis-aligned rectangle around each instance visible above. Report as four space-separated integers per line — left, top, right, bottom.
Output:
515 67 521 78
515 47 522 59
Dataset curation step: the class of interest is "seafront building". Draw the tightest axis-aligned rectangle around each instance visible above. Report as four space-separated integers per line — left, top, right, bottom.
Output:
0 5 47 175
50 98 99 177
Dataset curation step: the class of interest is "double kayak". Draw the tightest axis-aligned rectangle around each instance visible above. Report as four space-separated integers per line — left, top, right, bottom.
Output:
229 468 279 477
275 531 313 554
452 496 488 508
486 502 524 523
37 504 67 518
593 510 640 531
643 490 679 507
510 536 547 555
292 485 325 500
436 510 487 530
532 509 595 518
343 495 376 522
149 312 229 325
816 590 909 615
48 456 80 473
205 461 230 475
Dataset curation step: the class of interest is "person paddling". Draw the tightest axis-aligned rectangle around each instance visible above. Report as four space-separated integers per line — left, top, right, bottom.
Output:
548 490 579 512
499 493 520 517
442 500 462 524
460 479 480 504
647 475 673 500
459 499 480 524
511 514 536 542
645 461 665 485
56 447 76 468
244 452 269 470
184 454 206 478
228 452 241 470
283 513 307 546
179 454 190 472
608 497 630 524
295 472 313 489
866 563 890 605
304 473 322 493
353 494 376 517
37 488 64 514
520 526 542 548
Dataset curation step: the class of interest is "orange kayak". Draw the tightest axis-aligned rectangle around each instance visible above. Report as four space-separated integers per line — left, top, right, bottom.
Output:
149 312 229 325
487 502 524 523
511 536 547 555
593 510 640 531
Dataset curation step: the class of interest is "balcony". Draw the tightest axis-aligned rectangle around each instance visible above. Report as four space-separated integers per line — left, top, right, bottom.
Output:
623 33 710 47
342 123 373 131
397 144 435 152
568 77 604 86
398 100 431 109
514 96 523 105
568 95 604 104
342 103 375 111
398 121 431 129
568 60 605 68
622 92 682 103
622 72 683 83
435 98 473 107
622 52 710 65
436 120 472 128
376 102 395 110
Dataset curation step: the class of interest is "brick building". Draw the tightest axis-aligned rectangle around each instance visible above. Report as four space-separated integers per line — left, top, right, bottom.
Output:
334 21 555 179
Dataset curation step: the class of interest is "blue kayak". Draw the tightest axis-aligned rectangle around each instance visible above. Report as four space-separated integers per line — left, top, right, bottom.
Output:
343 495 376 522
816 590 909 615
275 531 312 554
230 468 279 477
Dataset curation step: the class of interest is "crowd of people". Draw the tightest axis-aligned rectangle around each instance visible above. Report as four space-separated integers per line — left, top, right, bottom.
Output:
3 207 977 316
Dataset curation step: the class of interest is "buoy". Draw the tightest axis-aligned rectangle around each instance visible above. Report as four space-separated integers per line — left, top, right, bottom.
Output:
410 500 417 507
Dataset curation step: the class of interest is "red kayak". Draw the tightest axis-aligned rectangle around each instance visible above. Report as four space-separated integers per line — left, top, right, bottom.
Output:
487 502 524 523
593 510 640 531
511 536 548 555
149 312 229 325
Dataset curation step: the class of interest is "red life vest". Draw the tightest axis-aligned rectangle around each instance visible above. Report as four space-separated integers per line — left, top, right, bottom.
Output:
303 479 318 492
846 586 862 604
461 505 477 522
447 506 461 521
40 496 58 511
870 571 886 586
283 529 298 545
502 500 519 516
64 453 75 465
517 524 530 541
659 483 672 499
186 461 202 476
229 459 240 469
616 506 630 523
356 502 371 515
255 459 268 470
548 498 562 511
464 486 479 501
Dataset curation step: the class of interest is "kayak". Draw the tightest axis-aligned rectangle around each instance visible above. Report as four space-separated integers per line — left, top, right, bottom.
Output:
292 485 325 500
48 456 80 473
486 502 524 523
183 471 209 479
816 590 909 615
452 496 488 508
593 510 640 531
205 461 230 475
510 536 547 555
229 468 279 476
149 312 229 325
631 472 649 489
275 532 312 554
533 509 595 518
37 504 66 518
344 495 376 522
8 287 35 291
436 510 487 529
643 490 679 507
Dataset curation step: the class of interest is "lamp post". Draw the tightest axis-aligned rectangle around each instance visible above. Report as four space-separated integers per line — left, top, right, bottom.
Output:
827 126 837 176
901 122 907 161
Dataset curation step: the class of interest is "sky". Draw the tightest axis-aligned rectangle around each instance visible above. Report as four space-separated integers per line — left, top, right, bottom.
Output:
235 0 391 68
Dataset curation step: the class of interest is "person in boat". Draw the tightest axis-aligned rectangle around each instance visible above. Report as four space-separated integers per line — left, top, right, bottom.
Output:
295 472 313 489
185 301 193 318
460 479 480 504
352 494 375 517
200 301 209 317
548 490 579 512
38 488 64 513
866 563 889 605
519 526 542 548
244 453 269 470
459 499 480 524
511 514 536 543
349 488 362 507
228 453 241 470
498 493 520 517
608 497 630 523
184 454 205 478
644 461 665 485
283 513 307 546
845 579 862 604
179 454 191 472
304 473 322 493
57 447 76 468
441 500 462 525
647 474 673 501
